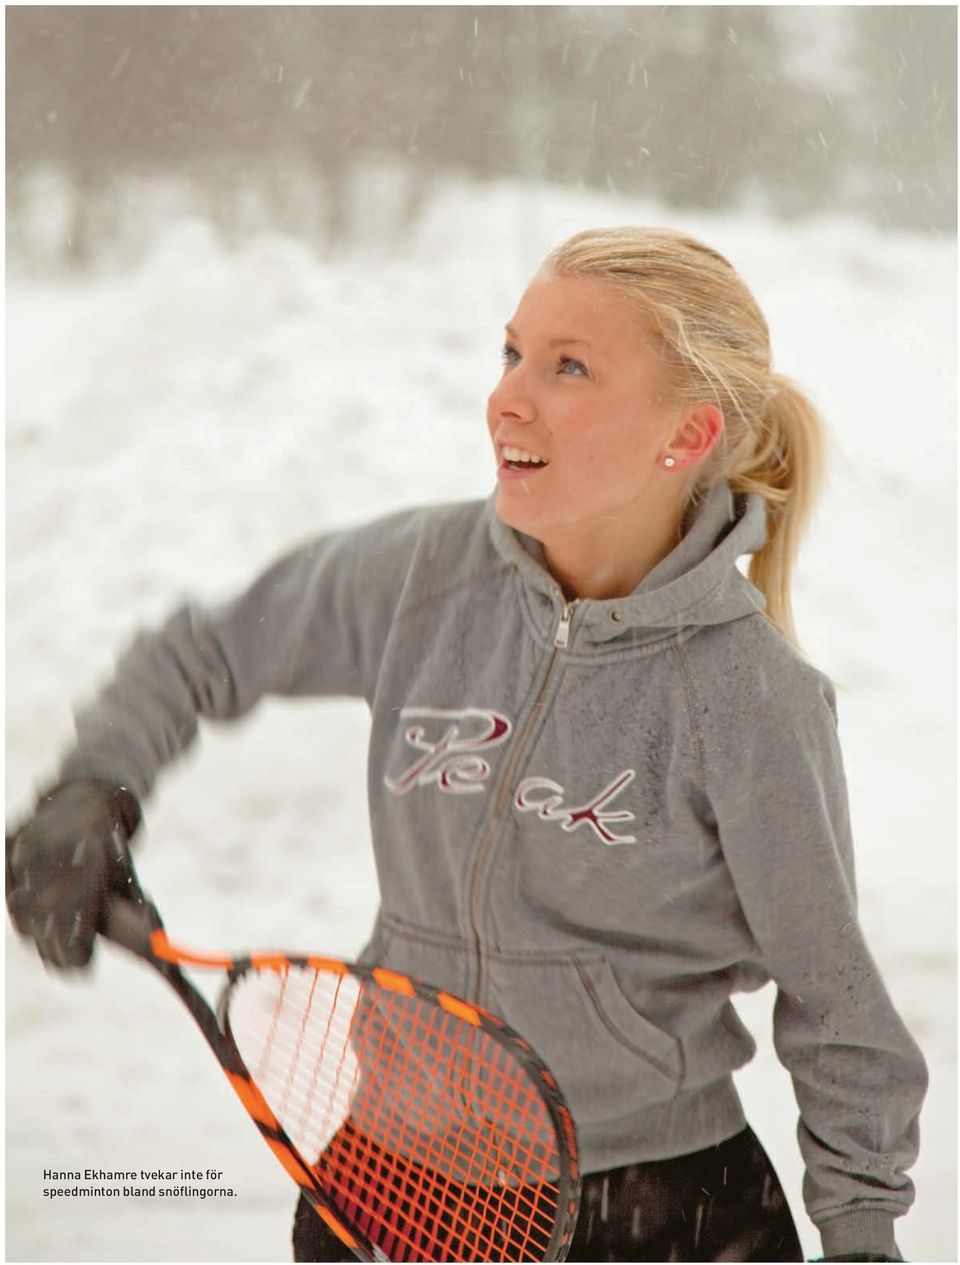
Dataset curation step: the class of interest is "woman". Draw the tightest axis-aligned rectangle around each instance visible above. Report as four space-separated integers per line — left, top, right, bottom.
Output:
7 227 926 1263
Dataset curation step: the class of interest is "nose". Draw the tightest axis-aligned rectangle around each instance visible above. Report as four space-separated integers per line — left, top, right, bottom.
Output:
487 373 536 427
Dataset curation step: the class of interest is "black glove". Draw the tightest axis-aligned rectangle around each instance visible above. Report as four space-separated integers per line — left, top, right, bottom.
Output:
6 779 142 969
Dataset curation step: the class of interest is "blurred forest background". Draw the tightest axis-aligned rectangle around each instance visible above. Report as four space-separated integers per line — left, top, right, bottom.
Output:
6 4 957 274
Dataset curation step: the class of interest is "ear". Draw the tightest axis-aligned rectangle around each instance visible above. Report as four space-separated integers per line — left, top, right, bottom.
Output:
662 403 724 469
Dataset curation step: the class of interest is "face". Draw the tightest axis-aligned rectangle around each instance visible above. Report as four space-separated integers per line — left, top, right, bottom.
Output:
486 272 684 544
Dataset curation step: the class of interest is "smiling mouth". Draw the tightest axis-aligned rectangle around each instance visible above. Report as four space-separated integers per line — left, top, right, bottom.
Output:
500 444 549 471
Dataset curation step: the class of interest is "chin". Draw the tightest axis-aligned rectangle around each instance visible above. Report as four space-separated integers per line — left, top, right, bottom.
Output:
494 487 550 541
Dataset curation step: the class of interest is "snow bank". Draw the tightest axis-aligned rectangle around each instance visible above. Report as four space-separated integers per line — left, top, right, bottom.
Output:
6 177 955 1261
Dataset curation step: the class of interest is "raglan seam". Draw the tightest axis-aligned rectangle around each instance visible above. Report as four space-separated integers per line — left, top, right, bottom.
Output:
394 561 508 625
669 637 707 787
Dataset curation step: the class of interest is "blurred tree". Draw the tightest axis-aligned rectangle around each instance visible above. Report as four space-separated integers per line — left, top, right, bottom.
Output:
846 5 957 232
641 6 841 215
5 4 955 273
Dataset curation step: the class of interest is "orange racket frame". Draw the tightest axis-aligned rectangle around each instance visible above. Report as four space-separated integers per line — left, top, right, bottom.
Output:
101 851 581 1262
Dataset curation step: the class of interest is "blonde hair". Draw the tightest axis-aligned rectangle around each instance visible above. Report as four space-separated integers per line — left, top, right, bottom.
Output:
543 226 826 649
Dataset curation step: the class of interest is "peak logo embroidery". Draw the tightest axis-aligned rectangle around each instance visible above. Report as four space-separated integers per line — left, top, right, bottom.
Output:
384 708 513 795
515 770 639 846
384 706 639 846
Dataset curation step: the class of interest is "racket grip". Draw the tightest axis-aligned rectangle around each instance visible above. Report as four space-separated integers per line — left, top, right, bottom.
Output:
102 895 163 958
99 825 166 958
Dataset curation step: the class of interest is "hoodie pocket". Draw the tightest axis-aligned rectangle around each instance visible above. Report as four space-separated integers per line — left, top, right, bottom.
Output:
487 955 682 1126
377 912 471 996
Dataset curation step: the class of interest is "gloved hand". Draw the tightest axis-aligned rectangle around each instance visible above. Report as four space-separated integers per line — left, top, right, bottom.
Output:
6 779 142 969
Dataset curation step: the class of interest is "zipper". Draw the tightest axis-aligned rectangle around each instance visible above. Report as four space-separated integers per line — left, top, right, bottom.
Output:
467 595 578 1004
554 600 575 649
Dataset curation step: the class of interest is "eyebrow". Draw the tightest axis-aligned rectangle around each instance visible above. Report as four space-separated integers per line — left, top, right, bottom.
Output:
504 323 592 347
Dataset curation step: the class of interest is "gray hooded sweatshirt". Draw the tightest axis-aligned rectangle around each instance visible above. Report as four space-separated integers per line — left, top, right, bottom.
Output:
59 482 927 1260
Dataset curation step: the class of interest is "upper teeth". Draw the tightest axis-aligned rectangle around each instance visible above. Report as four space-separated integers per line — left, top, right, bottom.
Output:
503 445 547 465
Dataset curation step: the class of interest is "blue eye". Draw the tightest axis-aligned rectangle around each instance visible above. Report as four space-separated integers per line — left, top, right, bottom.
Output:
558 356 589 377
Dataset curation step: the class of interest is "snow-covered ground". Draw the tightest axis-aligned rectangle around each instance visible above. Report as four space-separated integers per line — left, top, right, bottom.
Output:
6 176 956 1262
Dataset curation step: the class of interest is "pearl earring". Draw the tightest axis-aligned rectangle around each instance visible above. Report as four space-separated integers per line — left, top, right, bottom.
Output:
663 455 677 468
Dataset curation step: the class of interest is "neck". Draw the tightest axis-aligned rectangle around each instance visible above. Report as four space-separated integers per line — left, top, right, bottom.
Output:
542 504 687 601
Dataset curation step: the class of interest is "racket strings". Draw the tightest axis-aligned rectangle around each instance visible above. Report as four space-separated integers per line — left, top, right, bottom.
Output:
227 965 565 1261
319 1118 556 1262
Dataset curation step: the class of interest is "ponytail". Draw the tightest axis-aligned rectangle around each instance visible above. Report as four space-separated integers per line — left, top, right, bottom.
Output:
723 372 827 649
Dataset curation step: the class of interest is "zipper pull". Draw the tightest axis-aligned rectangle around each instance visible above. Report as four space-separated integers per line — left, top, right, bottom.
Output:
554 600 576 649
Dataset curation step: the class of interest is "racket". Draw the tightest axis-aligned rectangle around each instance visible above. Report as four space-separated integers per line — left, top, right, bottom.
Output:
98 844 582 1262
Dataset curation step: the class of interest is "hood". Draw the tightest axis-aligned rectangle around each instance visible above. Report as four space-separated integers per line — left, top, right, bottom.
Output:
487 481 768 651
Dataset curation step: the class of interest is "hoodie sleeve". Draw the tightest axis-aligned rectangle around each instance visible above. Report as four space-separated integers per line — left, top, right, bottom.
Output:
698 646 927 1260
56 507 422 800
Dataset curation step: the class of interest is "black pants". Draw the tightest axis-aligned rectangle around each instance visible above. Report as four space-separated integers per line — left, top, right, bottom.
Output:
291 1125 803 1262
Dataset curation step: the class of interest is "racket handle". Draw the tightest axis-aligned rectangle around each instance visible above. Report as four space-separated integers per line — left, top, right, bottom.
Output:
102 895 163 958
99 827 166 958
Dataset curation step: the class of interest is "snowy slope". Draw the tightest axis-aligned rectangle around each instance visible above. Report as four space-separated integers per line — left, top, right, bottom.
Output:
6 177 956 1262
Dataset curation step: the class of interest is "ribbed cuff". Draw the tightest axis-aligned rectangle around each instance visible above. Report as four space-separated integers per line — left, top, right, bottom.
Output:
819 1208 899 1260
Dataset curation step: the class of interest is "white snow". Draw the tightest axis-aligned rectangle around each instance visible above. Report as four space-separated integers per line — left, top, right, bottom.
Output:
6 175 955 1262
